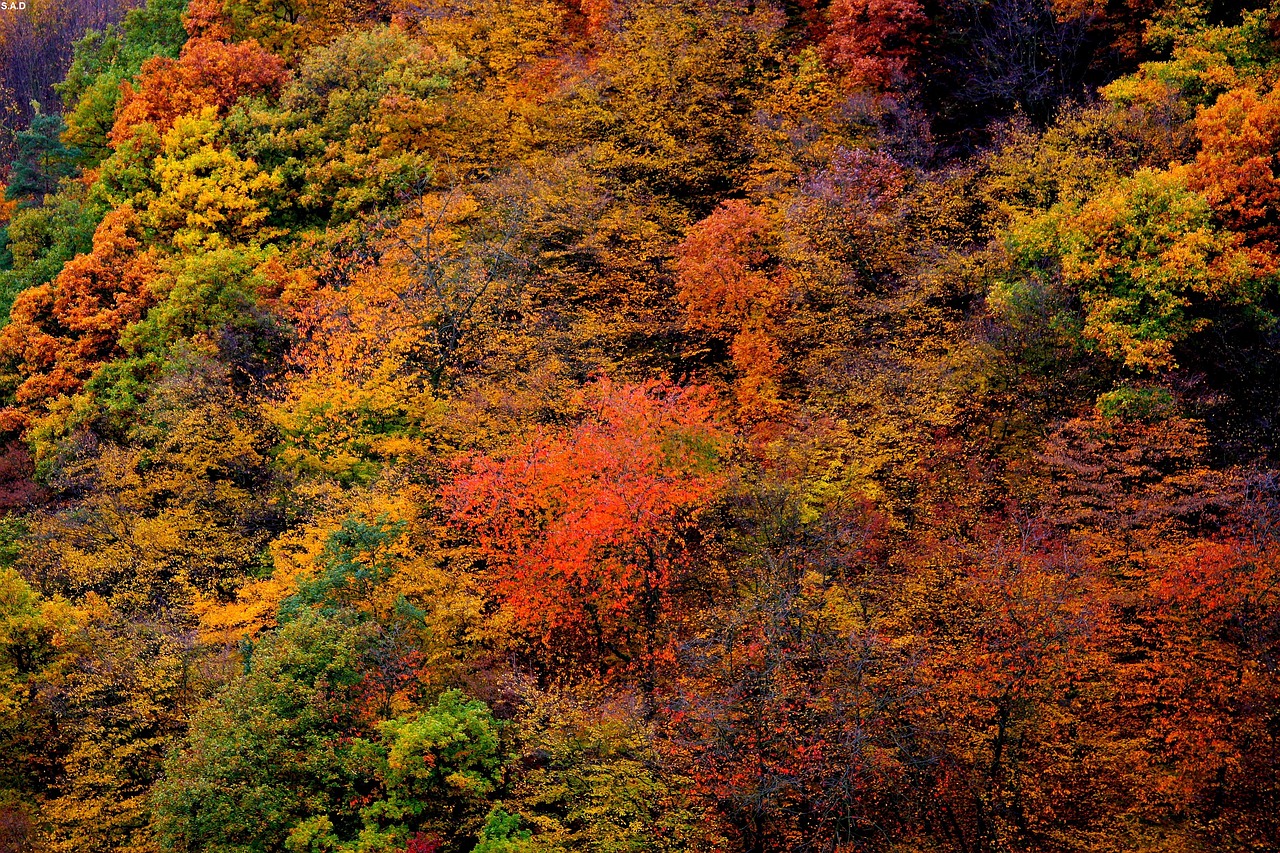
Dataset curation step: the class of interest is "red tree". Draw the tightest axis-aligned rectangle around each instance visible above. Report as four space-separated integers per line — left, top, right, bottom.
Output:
0 206 159 416
822 0 928 91
445 379 727 682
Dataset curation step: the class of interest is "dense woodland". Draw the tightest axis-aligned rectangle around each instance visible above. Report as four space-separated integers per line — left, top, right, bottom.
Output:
0 0 1278 850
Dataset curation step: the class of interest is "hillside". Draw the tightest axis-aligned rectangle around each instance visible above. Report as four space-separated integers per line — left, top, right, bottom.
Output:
0 0 1278 851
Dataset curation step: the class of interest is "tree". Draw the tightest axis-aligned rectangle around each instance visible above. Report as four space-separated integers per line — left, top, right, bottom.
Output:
1189 83 1280 259
917 527 1111 853
56 0 190 165
4 111 79 207
35 612 192 853
15 366 273 613
109 30 288 146
0 206 158 417
258 26 450 225
564 0 785 207
279 515 409 623
666 472 921 853
227 0 389 59
153 612 505 853
151 613 380 853
676 200 790 416
141 109 285 252
1002 167 1273 372
336 690 505 853
502 687 717 852
0 182 105 333
0 0 129 151
446 379 726 683
822 0 927 91
1137 526 1280 848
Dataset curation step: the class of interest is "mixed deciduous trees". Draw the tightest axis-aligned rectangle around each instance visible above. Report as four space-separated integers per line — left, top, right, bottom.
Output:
0 0 1278 850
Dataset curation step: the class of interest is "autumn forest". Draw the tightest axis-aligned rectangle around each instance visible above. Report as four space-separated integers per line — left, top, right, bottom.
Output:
0 0 1277 850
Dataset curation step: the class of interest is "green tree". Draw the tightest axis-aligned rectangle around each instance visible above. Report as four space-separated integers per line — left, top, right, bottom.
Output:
279 516 408 622
5 111 80 207
1001 167 1274 372
151 613 376 853
153 615 505 853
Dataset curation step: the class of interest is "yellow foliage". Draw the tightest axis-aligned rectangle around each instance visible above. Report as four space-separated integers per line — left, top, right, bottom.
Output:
142 109 285 251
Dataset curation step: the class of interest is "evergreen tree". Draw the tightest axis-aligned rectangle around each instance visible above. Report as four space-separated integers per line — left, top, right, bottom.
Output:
4 110 79 207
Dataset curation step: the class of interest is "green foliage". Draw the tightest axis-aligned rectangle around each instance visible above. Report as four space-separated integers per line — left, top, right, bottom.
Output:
352 690 505 851
472 810 537 853
57 0 190 165
155 628 504 853
124 248 277 354
246 25 453 225
152 612 372 853
1096 385 1177 421
0 187 105 326
5 112 80 207
280 515 408 621
1002 167 1273 371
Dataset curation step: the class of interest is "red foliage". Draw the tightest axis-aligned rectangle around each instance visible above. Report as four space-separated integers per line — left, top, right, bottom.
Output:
0 440 46 510
822 0 927 91
562 0 613 35
446 379 726 677
405 831 443 853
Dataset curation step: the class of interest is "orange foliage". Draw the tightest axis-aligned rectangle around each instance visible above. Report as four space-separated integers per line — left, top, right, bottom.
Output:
110 35 287 145
1039 409 1226 569
446 379 725 678
0 207 159 412
677 200 790 416
1134 531 1280 843
182 0 233 41
1190 84 1280 257
677 200 781 334
923 529 1114 845
0 188 16 227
